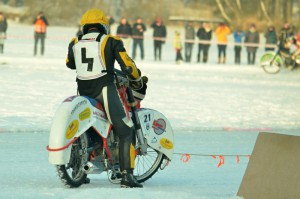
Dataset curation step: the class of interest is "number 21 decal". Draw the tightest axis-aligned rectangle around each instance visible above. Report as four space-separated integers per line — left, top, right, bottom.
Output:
81 48 94 71
144 114 151 123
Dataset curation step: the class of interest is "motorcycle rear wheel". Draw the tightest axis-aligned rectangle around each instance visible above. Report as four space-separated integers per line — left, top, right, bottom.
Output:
56 133 89 188
134 147 165 183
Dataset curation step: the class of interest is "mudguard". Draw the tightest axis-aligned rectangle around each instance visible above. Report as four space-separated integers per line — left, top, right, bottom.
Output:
48 96 110 165
137 108 174 160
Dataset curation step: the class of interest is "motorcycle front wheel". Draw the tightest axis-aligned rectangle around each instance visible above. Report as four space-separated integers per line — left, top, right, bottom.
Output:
260 53 281 74
134 147 165 183
56 133 89 188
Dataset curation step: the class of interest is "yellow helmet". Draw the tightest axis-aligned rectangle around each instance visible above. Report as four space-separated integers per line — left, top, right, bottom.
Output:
80 9 109 26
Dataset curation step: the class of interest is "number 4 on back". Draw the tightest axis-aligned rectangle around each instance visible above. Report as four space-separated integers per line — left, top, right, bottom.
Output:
81 48 94 71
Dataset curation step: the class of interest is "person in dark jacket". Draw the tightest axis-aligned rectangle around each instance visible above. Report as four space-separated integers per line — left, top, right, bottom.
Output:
244 24 260 65
116 17 132 54
33 11 48 56
0 12 8 54
132 17 146 60
196 22 212 63
66 9 146 188
184 21 195 62
264 26 277 51
151 18 167 61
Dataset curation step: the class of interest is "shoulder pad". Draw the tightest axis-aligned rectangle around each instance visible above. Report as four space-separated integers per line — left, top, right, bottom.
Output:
69 37 78 44
108 35 122 41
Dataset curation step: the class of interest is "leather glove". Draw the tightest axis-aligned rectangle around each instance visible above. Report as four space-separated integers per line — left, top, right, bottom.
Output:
132 76 148 101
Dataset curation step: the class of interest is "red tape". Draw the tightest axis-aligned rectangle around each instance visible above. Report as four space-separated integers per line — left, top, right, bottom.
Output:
217 156 225 168
180 154 191 163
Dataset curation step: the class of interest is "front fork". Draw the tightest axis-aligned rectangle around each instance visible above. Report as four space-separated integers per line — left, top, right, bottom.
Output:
126 88 148 155
270 50 280 65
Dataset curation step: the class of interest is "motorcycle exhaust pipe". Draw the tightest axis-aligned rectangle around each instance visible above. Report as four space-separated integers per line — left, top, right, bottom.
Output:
83 162 103 174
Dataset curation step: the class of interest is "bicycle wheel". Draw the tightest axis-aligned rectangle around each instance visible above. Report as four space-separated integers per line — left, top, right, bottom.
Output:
260 52 282 74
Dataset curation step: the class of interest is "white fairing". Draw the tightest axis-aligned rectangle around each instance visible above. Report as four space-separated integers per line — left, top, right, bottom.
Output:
48 96 110 165
137 108 174 160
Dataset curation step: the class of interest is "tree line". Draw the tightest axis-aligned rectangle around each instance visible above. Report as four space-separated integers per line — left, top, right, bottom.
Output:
5 0 300 31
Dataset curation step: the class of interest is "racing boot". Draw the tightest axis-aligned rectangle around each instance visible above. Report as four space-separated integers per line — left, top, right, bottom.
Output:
120 170 143 188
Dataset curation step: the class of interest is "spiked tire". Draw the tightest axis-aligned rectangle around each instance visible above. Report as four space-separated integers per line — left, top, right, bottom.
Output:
134 147 165 183
56 133 89 188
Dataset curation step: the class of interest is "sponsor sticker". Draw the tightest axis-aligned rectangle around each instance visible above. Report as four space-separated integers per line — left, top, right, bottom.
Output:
160 138 173 150
66 120 79 139
71 100 87 115
79 108 91 121
152 119 166 135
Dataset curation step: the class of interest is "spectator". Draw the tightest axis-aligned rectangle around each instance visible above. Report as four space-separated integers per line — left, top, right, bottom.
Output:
106 15 115 26
173 31 183 64
196 22 212 63
132 17 146 60
106 15 115 34
233 28 245 64
116 17 132 54
151 17 167 61
0 12 8 54
244 24 260 65
184 21 195 62
215 22 230 64
264 26 277 51
33 11 48 56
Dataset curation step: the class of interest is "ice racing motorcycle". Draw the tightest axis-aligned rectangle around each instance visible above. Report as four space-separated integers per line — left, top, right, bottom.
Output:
47 70 174 187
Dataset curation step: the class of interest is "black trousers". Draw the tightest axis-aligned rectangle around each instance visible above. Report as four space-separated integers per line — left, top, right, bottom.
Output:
217 44 227 58
176 49 183 62
132 39 144 60
0 44 3 53
234 46 242 64
154 40 163 61
34 32 46 55
185 42 193 62
247 51 257 65
95 82 135 171
198 44 210 63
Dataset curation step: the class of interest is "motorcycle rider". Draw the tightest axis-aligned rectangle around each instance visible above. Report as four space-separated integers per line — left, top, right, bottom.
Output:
66 8 146 188
289 34 300 70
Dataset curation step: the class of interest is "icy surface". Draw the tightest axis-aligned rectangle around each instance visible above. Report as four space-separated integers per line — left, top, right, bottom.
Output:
0 23 300 198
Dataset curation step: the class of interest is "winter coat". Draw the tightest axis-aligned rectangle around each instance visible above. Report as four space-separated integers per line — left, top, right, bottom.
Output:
264 30 277 45
173 34 182 50
132 22 146 39
34 16 48 34
244 30 260 52
233 31 245 44
215 25 230 44
197 27 212 45
185 25 195 40
116 23 132 38
0 17 7 33
151 22 167 38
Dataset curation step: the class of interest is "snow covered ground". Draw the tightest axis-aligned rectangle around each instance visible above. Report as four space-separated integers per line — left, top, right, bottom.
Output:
0 23 300 199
